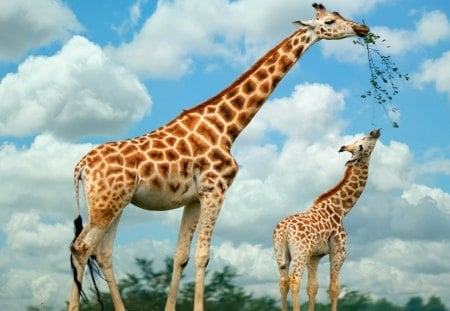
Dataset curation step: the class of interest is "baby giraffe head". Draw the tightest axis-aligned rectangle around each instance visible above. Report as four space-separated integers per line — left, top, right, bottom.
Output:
293 3 369 39
339 129 381 165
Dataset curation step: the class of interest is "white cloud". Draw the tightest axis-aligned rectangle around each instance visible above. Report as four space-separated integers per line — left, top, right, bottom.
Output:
414 50 450 99
212 242 276 281
262 83 347 140
234 83 347 146
5 212 70 251
108 0 234 78
0 0 82 61
342 239 450 303
0 36 151 140
375 10 450 54
0 134 92 220
370 140 414 191
108 0 375 78
322 9 450 63
0 211 73 310
402 184 450 213
322 0 390 16
113 0 148 37
415 10 450 46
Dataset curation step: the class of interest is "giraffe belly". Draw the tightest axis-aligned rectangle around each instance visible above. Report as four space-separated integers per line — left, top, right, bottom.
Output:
312 240 330 256
131 183 197 211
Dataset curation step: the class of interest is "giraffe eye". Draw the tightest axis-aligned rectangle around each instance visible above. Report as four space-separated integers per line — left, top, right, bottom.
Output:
324 19 335 25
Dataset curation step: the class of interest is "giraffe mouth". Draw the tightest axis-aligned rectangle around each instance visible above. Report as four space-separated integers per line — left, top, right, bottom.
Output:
353 24 370 37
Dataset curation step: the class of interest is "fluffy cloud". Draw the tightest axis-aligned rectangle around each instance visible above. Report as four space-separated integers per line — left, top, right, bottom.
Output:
0 36 151 140
0 134 92 220
322 9 450 63
0 211 73 310
108 0 375 78
403 184 450 213
212 241 276 281
0 0 82 61
414 50 450 99
374 10 450 55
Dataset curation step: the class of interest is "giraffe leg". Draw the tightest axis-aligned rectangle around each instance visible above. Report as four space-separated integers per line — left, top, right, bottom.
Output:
273 231 290 311
69 224 108 310
68 195 129 310
279 267 289 311
329 246 346 311
192 184 226 311
68 253 86 311
288 265 304 311
287 229 309 311
165 202 201 311
92 212 125 311
306 255 322 311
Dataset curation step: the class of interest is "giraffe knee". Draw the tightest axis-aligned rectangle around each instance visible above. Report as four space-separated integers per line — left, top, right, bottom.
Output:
174 253 190 269
329 282 340 299
307 281 318 297
288 275 300 293
71 239 91 264
279 276 289 295
195 253 209 269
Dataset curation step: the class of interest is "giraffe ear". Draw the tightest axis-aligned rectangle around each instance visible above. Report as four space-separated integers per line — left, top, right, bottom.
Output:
293 19 315 28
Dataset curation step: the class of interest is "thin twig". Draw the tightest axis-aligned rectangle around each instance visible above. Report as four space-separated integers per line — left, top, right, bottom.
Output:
354 32 409 128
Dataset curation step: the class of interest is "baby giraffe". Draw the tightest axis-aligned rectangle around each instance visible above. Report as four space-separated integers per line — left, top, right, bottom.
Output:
273 129 381 311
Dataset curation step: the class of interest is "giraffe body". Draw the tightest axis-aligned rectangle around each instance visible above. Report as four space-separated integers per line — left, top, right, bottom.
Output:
68 3 369 311
273 129 381 311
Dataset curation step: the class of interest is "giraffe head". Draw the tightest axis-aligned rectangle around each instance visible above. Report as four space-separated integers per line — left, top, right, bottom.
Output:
293 3 369 39
339 129 381 164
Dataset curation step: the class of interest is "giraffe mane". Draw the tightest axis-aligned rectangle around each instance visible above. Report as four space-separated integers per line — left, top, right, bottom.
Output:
313 164 352 205
168 29 307 122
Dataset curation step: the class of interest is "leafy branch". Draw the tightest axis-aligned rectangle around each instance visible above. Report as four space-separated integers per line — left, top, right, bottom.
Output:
354 32 409 128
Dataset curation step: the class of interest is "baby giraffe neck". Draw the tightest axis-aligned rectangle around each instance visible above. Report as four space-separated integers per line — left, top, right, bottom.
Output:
314 162 369 216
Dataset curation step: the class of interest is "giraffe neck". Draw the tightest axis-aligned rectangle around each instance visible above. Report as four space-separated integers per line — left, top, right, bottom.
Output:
313 161 369 217
163 27 319 147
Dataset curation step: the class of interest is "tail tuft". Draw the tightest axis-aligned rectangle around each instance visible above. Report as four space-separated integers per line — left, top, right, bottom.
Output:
88 256 105 311
73 215 83 239
70 215 87 301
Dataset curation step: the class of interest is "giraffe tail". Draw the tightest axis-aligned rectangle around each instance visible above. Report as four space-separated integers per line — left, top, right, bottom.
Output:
74 166 83 217
70 166 87 300
70 166 105 310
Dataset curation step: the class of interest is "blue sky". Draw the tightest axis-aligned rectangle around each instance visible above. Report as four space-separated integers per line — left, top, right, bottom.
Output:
1 0 450 310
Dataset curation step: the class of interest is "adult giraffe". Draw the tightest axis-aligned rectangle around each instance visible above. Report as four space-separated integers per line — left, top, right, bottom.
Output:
68 3 369 310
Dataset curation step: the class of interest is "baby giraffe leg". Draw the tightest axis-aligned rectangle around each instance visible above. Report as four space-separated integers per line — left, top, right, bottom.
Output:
306 255 322 311
287 229 309 311
289 271 302 311
329 245 346 311
329 269 341 311
273 231 290 311
279 267 289 311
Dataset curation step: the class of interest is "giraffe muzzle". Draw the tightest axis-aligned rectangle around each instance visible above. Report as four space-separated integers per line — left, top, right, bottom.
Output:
353 24 370 37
